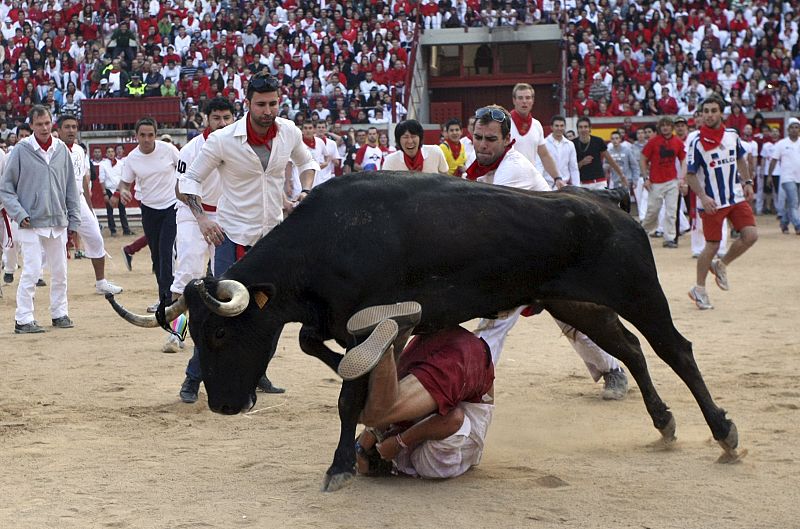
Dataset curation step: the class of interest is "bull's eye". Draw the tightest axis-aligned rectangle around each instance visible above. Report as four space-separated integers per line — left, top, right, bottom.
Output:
215 328 226 340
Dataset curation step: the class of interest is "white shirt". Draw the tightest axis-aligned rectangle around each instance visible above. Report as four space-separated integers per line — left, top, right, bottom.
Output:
180 115 319 247
770 137 800 184
121 141 181 209
478 147 550 191
538 133 580 187
99 158 123 193
740 138 759 177
510 115 546 166
66 143 89 195
393 401 494 479
382 145 449 173
461 136 475 167
762 141 780 176
177 132 222 207
312 135 340 187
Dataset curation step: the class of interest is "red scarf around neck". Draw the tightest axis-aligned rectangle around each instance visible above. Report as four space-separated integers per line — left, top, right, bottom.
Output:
444 138 461 159
510 110 532 136
302 136 316 149
465 140 515 180
403 149 424 171
246 113 277 148
699 125 725 151
36 134 53 151
203 127 211 140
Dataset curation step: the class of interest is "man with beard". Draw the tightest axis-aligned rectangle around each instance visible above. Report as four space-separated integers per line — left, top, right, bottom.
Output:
178 73 320 397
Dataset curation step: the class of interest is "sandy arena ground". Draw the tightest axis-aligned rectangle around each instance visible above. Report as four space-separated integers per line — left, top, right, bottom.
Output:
0 220 799 529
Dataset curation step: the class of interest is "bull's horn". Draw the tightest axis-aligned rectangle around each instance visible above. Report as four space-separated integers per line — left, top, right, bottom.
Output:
105 293 187 328
196 279 251 317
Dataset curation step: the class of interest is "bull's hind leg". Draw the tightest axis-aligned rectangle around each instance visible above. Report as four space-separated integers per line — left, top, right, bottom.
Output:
614 293 743 462
543 301 677 443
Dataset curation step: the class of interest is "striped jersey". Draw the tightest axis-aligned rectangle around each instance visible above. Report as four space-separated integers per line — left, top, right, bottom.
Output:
686 128 746 211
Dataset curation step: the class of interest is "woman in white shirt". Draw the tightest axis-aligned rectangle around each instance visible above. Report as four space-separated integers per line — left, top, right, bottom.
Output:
382 119 449 174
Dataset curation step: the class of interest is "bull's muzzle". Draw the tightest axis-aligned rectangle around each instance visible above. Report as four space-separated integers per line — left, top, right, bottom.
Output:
194 279 251 317
105 293 187 328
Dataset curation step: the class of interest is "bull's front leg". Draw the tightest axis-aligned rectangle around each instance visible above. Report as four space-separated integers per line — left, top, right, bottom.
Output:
299 324 344 373
322 377 370 492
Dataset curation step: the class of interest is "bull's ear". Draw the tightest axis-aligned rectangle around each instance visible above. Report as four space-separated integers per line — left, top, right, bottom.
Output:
248 283 275 310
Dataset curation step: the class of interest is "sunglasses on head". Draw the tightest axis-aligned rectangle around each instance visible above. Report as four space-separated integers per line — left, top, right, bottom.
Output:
249 76 279 91
475 107 507 123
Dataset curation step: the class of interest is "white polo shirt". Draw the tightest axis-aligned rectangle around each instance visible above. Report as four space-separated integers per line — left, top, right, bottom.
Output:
121 141 181 209
771 137 800 184
176 133 222 207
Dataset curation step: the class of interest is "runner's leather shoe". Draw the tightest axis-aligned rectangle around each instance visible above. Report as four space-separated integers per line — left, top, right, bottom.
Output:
256 375 285 394
179 377 200 403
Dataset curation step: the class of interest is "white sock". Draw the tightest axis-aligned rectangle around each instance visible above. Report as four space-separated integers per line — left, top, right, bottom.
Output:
694 285 707 294
96 279 107 288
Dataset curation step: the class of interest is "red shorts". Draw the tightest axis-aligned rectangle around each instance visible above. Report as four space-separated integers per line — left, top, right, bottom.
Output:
397 327 494 416
700 201 756 242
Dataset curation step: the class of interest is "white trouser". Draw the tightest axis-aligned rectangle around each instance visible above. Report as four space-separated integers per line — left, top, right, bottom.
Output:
15 228 69 325
476 306 621 379
2 219 20 273
553 319 621 381
170 206 216 295
76 198 106 259
635 178 648 222
642 180 679 241
581 181 607 191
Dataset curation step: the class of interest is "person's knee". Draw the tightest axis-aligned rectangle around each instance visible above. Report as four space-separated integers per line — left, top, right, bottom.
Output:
741 227 758 246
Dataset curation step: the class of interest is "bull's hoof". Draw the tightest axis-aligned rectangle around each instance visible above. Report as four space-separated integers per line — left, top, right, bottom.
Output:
658 415 677 444
647 416 677 450
321 470 356 492
716 422 747 464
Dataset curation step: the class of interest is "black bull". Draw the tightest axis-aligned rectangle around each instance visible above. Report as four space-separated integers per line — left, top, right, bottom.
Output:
107 171 744 491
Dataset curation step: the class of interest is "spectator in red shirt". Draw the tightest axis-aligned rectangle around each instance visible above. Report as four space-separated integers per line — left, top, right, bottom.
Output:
573 89 598 117
656 87 679 115
639 117 687 248
725 104 749 132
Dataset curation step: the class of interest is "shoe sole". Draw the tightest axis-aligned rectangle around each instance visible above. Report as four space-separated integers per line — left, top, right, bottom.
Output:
15 328 45 334
338 319 399 381
346 301 422 337
687 291 713 310
709 261 729 291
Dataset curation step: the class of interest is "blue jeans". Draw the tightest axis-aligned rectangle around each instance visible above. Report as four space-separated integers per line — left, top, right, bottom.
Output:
780 181 800 231
186 235 247 381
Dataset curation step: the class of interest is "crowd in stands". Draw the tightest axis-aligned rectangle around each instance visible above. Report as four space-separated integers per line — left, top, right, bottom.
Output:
562 0 800 118
0 0 422 138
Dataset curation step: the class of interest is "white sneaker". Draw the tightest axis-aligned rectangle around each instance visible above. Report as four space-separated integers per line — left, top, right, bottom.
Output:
96 280 123 295
688 286 714 310
162 334 184 353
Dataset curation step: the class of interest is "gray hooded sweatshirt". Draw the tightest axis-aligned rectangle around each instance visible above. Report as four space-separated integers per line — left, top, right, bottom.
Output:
0 135 81 232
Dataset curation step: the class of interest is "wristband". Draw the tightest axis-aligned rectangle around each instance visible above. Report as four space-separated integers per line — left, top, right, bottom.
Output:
743 180 753 186
395 434 408 450
113 191 120 198
300 189 311 194
554 176 563 182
